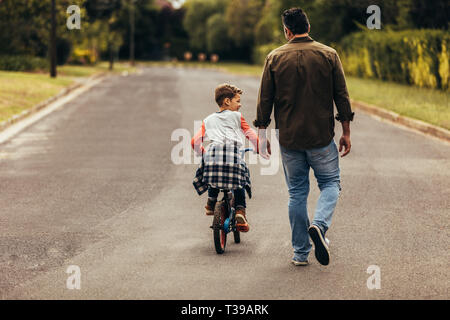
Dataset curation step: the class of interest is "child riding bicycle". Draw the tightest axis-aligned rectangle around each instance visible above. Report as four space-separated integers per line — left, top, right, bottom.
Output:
191 83 266 232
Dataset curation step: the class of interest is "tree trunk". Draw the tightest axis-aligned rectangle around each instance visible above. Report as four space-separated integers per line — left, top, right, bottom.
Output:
109 42 114 71
50 0 57 78
129 1 135 66
108 22 114 71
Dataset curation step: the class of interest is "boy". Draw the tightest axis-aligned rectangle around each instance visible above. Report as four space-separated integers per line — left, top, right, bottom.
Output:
191 83 261 232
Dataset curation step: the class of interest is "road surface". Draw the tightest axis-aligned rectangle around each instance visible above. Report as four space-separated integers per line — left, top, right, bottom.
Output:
0 67 449 299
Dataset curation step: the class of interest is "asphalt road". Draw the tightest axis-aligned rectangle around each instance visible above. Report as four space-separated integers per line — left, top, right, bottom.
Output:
0 67 449 299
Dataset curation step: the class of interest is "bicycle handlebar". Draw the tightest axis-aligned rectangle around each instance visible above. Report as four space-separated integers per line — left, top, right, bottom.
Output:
240 148 253 158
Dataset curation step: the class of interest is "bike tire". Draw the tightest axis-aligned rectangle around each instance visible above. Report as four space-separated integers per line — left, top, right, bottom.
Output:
213 201 227 254
233 230 240 243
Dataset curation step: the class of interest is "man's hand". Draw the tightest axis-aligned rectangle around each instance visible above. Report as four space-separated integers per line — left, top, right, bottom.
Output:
257 127 271 159
266 139 271 155
259 138 271 159
339 134 351 157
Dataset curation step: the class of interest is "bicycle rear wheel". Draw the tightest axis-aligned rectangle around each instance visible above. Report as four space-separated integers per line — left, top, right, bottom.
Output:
213 201 227 254
233 230 240 243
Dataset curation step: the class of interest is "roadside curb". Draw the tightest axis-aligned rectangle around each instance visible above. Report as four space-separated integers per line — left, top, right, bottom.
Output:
0 72 106 133
351 99 450 143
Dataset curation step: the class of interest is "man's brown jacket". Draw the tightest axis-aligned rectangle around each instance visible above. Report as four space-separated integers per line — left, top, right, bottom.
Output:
254 36 354 150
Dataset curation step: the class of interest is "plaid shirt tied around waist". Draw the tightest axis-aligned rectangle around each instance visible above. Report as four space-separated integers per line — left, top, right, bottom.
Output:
193 142 252 198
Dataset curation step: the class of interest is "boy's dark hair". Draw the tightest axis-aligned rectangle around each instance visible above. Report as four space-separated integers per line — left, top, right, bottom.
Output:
215 83 243 106
282 8 310 35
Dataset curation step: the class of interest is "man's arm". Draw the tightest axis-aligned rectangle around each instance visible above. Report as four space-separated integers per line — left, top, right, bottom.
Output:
253 56 275 129
253 56 275 157
339 121 351 157
333 52 354 157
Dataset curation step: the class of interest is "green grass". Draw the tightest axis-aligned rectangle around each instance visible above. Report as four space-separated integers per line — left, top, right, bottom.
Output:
0 62 137 123
346 76 450 130
142 61 450 130
0 71 74 123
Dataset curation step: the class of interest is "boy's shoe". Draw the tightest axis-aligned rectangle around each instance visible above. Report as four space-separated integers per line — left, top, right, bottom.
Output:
291 257 308 266
205 198 216 216
235 207 249 232
308 224 330 266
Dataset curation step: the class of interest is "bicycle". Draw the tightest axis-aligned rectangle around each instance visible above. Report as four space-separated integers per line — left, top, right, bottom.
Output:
210 148 253 254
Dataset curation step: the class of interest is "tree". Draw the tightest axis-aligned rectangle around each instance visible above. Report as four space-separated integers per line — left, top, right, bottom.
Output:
399 0 449 30
254 0 280 46
85 0 123 69
225 0 265 59
50 0 57 77
0 0 88 75
206 13 231 55
85 0 121 19
275 0 399 45
0 0 85 57
183 0 226 52
129 0 136 65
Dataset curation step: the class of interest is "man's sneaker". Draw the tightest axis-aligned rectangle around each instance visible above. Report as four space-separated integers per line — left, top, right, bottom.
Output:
291 257 308 266
205 198 216 216
235 207 249 232
308 224 330 266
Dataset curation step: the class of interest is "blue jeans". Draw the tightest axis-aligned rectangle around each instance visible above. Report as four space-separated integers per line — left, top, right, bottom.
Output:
280 140 341 261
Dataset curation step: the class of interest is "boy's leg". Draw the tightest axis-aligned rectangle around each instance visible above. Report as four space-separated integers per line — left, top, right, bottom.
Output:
208 187 220 199
233 188 246 208
234 188 249 232
279 145 311 263
205 187 220 216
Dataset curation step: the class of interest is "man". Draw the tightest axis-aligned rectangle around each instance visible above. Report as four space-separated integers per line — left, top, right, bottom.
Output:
254 8 354 266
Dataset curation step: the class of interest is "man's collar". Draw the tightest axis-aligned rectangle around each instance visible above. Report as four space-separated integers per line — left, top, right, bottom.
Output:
288 35 313 44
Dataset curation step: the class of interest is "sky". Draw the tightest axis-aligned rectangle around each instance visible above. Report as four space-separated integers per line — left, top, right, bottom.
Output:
170 0 185 9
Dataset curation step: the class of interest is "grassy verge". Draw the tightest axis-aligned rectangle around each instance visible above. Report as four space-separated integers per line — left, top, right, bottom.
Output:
143 61 449 130
345 77 449 130
0 62 136 124
0 71 73 123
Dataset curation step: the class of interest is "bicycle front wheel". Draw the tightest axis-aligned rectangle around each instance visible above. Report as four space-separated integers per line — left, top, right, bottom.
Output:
213 201 227 254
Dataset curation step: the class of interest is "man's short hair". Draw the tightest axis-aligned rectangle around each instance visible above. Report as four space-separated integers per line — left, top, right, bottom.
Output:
282 8 310 35
215 83 243 106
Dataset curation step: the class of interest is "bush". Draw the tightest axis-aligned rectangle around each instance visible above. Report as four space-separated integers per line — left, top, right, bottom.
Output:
68 48 97 65
0 55 48 71
338 29 450 91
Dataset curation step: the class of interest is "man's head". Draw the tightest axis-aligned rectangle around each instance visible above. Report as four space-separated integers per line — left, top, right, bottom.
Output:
282 8 310 41
215 83 243 111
